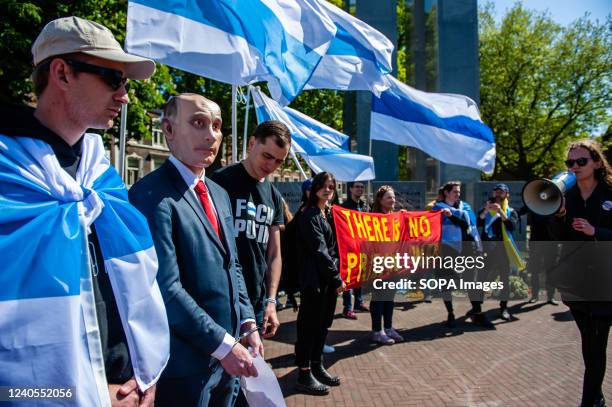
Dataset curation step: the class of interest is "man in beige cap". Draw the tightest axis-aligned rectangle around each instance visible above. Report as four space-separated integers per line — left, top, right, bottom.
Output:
0 16 168 407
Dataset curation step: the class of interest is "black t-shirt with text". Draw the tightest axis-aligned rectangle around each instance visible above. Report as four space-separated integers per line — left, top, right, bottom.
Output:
210 162 284 306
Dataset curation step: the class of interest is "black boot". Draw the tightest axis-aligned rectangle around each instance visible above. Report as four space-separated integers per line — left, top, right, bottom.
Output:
295 368 329 395
311 362 341 386
445 312 456 328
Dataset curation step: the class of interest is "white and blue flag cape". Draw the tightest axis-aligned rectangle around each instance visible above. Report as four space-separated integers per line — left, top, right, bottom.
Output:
251 86 375 182
0 133 169 406
126 0 337 105
433 200 482 253
303 0 393 96
370 76 496 174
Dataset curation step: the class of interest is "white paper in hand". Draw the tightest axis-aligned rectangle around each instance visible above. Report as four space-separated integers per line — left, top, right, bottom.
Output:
240 353 286 407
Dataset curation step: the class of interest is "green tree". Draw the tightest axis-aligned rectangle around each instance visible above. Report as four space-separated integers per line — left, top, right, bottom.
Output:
0 0 346 174
0 0 171 147
479 2 611 179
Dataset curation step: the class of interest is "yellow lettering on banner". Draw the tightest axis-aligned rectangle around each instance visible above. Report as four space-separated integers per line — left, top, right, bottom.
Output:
381 218 391 241
352 213 366 239
363 215 375 241
408 217 419 238
393 218 400 241
346 252 358 283
340 210 355 238
419 216 431 237
359 252 368 282
372 217 384 241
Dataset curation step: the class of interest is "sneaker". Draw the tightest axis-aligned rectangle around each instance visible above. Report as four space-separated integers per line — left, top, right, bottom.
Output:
547 298 559 306
384 328 404 342
423 295 433 303
322 344 335 354
342 309 357 320
500 308 512 321
371 331 395 345
354 303 370 312
528 296 538 304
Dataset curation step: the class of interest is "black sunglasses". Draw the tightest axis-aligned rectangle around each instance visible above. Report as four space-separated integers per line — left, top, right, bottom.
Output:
63 59 128 91
565 157 590 168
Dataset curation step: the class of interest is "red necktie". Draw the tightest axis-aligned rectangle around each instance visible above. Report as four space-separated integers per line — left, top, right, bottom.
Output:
194 180 220 238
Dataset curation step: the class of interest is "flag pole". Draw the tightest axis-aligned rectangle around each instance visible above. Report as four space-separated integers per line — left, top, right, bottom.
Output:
231 85 238 164
367 133 373 205
119 104 128 181
289 147 308 179
242 87 251 160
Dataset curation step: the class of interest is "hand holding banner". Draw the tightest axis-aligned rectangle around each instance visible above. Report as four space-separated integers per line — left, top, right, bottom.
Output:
332 206 442 289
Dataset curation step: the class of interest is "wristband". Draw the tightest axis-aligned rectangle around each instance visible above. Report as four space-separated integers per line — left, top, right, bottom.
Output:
264 297 277 305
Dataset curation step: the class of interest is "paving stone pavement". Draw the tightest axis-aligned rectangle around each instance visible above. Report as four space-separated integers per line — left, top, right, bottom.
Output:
265 295 612 407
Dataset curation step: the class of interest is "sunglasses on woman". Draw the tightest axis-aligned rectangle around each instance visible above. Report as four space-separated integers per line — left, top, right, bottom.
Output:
63 59 128 91
565 157 590 168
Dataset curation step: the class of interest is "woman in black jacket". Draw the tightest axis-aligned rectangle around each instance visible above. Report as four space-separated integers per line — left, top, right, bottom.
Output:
294 172 345 395
551 139 612 407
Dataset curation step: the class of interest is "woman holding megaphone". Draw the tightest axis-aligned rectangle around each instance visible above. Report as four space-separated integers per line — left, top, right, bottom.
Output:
551 139 612 407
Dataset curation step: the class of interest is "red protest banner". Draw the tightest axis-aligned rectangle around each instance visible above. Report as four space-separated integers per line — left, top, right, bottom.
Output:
332 206 442 289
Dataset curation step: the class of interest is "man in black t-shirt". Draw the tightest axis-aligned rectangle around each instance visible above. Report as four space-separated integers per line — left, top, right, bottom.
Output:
211 121 291 340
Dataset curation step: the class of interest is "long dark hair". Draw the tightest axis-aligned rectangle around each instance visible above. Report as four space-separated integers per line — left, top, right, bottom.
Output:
305 172 337 209
567 139 612 186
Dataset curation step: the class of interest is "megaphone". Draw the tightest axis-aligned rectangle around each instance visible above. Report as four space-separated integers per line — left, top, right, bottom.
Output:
522 171 576 216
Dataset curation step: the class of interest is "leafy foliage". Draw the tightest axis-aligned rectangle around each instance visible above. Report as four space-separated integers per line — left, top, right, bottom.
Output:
479 2 611 179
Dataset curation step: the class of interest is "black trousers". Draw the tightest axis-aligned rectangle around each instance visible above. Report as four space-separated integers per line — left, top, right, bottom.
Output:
370 300 394 331
295 286 337 368
528 242 557 299
483 242 511 303
570 306 612 405
156 368 239 407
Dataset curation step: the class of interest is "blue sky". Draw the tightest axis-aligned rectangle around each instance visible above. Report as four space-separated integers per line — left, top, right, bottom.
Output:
491 0 610 25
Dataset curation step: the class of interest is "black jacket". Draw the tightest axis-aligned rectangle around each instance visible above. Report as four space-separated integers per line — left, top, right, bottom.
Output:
341 197 369 212
550 182 612 242
296 206 342 292
477 205 519 241
549 182 612 312
0 103 132 383
517 205 555 241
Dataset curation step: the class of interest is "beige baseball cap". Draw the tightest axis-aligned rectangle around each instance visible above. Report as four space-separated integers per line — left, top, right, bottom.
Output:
32 16 155 80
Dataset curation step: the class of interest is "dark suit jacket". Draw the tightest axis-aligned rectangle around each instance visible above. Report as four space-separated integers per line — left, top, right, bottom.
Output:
129 161 254 379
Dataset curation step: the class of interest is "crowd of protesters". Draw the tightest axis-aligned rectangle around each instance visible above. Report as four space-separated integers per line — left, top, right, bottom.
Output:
1 15 610 407
280 141 611 405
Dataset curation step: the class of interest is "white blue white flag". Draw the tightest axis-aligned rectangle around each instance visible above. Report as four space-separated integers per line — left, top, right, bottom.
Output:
126 0 337 105
370 76 496 174
0 133 169 405
303 0 394 95
251 87 375 182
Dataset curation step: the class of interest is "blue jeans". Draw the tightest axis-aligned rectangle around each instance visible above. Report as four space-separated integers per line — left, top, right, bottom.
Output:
342 288 363 310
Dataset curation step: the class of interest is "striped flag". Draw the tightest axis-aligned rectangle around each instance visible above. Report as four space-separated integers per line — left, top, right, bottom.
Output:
371 76 496 174
303 0 394 95
126 0 337 105
251 87 375 181
0 133 169 405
